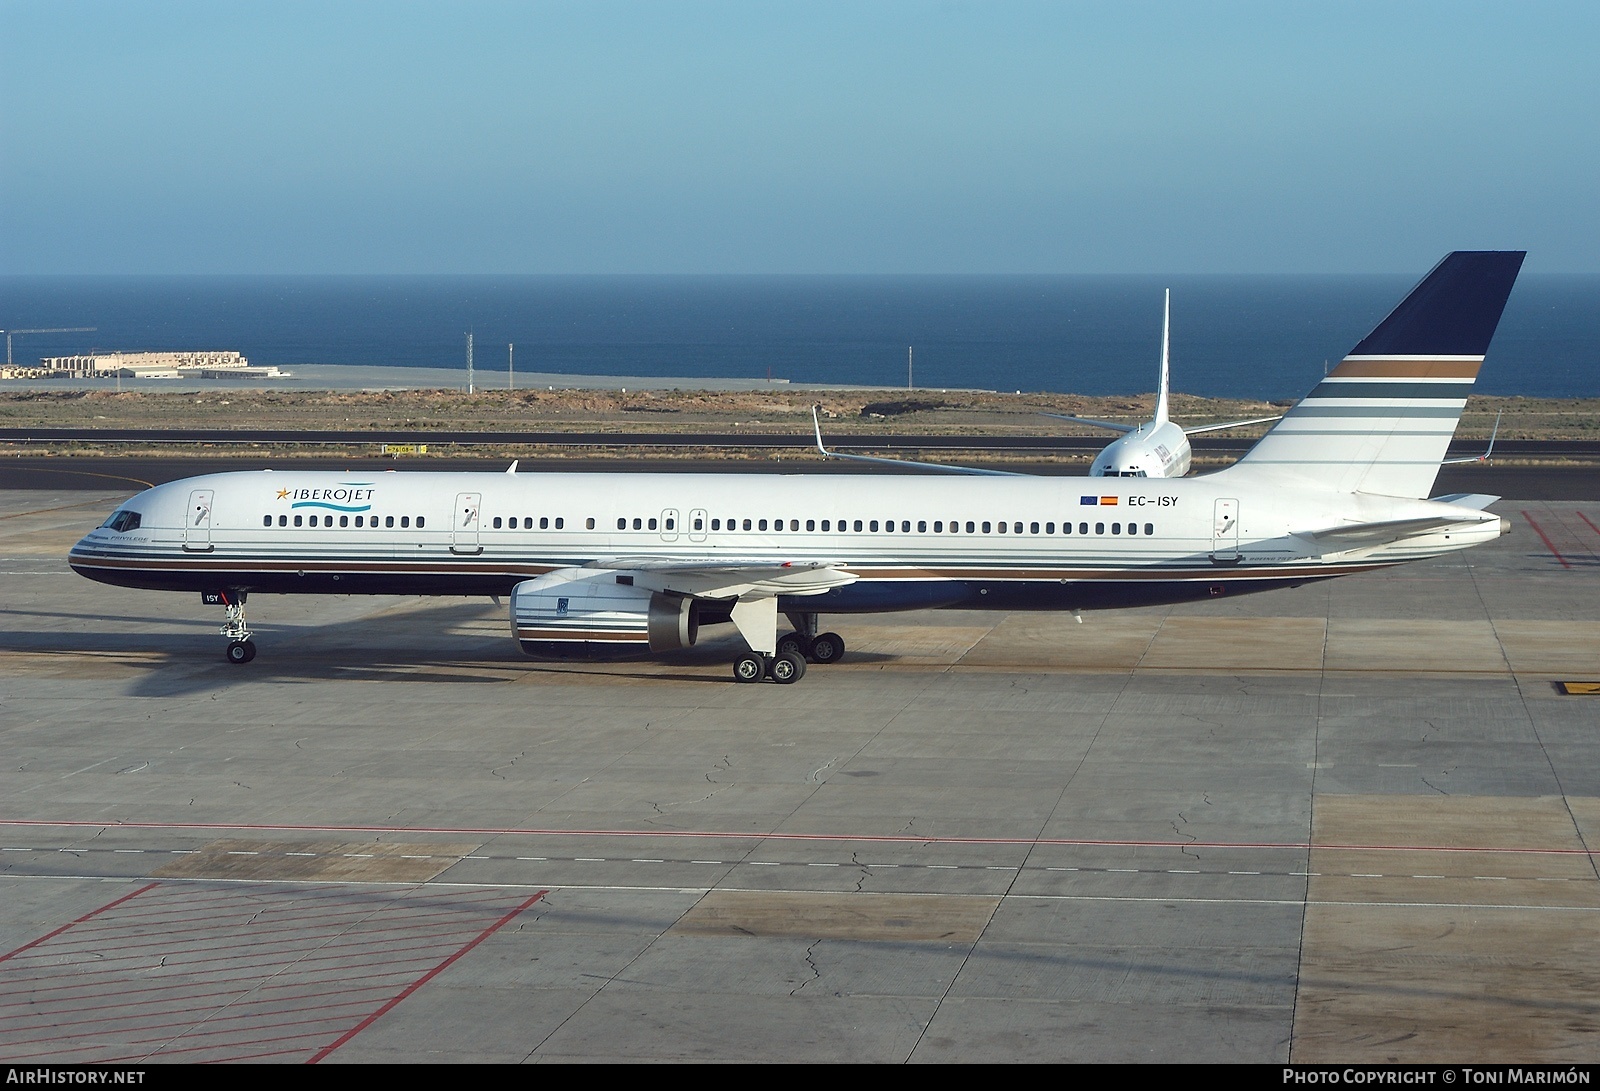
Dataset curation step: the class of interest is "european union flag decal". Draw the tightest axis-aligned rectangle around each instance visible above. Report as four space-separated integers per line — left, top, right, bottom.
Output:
1079 496 1098 506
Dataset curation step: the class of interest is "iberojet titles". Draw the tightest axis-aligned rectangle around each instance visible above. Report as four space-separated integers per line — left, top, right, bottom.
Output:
277 485 376 513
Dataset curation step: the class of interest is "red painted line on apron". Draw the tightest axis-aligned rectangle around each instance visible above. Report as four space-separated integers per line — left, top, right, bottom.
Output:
1521 510 1571 569
307 889 548 1063
0 882 158 964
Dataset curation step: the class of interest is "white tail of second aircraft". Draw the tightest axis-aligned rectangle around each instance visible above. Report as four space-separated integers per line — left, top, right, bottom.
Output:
1225 251 1525 499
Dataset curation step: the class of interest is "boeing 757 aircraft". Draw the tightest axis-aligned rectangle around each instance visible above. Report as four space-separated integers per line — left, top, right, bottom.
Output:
1043 289 1281 478
70 252 1525 684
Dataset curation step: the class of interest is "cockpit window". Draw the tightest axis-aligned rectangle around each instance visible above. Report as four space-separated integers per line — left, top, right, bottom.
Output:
99 509 142 533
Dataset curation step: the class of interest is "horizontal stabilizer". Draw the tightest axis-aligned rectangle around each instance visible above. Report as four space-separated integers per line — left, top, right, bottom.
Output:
1300 511 1498 544
1431 493 1501 510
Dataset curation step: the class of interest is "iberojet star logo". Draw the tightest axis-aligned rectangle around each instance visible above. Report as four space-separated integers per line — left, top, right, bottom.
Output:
277 484 377 512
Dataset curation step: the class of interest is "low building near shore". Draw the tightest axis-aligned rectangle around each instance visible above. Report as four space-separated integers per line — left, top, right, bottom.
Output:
32 351 289 380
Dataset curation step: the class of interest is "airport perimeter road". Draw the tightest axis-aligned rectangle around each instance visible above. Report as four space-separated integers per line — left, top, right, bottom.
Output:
0 490 1597 1062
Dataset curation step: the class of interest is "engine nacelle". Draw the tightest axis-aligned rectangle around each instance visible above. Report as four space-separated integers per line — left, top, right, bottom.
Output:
510 573 699 658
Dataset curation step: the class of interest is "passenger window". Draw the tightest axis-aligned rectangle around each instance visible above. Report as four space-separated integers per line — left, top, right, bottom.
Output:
790 519 798 531
1079 522 1088 534
966 521 975 533
1046 522 1054 534
279 515 288 527
743 519 752 530
1145 523 1154 535
917 521 926 533
417 516 425 528
982 522 991 533
340 516 349 528
854 520 863 532
773 519 782 533
493 517 502 529
1030 522 1039 534
1095 522 1104 534
666 518 675 530
1112 523 1121 534
694 517 702 530
996 521 1005 533
712 518 721 530
263 515 272 527
294 515 303 527
649 517 658 530
401 516 410 528
555 517 564 529
806 519 815 531
385 516 394 528
820 520 829 531
355 516 363 527
585 518 595 529
631 517 641 530
934 521 943 533
759 519 768 531
869 520 878 532
900 521 910 533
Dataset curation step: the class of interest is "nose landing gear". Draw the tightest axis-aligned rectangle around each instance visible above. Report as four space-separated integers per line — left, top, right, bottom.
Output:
209 590 256 665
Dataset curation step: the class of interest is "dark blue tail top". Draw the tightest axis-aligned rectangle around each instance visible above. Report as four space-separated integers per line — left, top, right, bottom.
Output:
1350 251 1526 357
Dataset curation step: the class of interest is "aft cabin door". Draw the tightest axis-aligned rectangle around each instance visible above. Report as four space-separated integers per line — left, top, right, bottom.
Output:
183 489 214 552
452 492 483 555
1212 498 1240 562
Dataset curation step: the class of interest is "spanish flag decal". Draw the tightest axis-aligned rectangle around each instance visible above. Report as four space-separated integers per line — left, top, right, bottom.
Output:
1079 496 1120 506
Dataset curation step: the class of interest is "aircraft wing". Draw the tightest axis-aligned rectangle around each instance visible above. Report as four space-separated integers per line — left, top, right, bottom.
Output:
812 406 1027 476
1180 415 1282 436
583 557 858 599
1039 412 1137 434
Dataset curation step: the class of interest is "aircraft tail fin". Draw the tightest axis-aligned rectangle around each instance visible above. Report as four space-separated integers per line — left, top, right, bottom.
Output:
1154 288 1171 425
1226 251 1524 498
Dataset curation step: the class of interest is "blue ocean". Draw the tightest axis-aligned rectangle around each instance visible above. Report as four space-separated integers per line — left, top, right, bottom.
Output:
1 275 1595 399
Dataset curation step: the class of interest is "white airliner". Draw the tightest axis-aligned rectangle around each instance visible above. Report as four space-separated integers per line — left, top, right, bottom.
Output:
70 252 1525 684
1043 289 1282 478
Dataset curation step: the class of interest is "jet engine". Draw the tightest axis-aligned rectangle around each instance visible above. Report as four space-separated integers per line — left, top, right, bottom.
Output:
510 573 699 659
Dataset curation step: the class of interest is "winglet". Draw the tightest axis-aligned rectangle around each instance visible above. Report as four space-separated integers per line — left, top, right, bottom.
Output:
506 460 519 474
811 404 830 457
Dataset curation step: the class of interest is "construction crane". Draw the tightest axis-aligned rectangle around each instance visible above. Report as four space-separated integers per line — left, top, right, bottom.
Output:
0 327 97 366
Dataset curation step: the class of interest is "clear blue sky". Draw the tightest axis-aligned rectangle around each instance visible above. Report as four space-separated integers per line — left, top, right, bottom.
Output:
3 1 1595 274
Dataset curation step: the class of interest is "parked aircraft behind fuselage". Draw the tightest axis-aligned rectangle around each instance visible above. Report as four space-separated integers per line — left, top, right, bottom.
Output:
1045 289 1281 478
70 252 1526 684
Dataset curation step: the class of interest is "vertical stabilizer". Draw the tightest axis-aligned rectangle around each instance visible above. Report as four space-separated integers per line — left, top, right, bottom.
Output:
1227 251 1524 498
1154 289 1171 425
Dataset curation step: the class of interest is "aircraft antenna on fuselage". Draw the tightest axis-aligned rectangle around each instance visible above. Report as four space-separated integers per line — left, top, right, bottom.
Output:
1154 288 1171 425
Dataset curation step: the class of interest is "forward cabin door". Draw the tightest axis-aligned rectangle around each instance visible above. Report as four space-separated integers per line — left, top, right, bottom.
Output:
183 489 214 552
452 492 483 555
1212 498 1240 562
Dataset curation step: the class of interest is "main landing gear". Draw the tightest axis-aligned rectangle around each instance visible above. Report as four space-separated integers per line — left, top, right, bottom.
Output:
733 650 806 685
214 591 256 664
730 610 847 684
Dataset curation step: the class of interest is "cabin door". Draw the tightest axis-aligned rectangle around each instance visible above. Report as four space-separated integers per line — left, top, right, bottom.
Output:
452 492 483 555
183 489 214 552
1212 498 1240 562
659 508 680 543
688 508 708 543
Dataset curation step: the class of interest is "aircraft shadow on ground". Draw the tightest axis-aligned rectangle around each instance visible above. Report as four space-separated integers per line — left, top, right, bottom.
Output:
0 599 887 694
